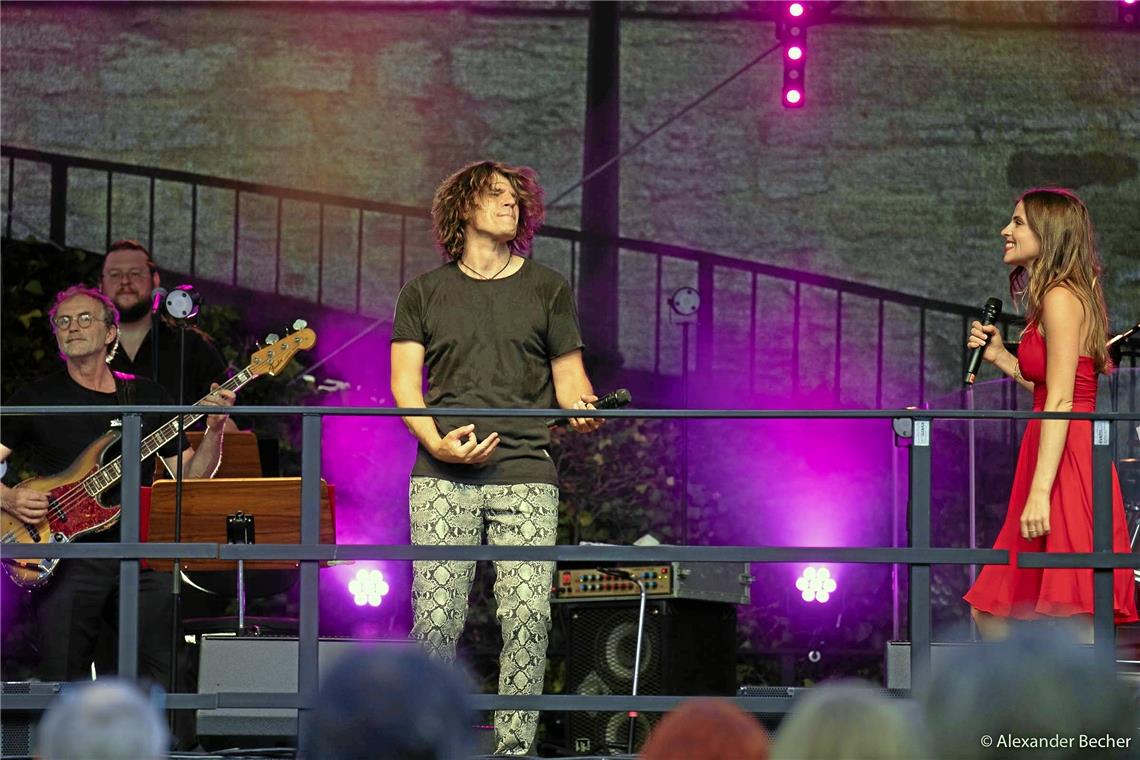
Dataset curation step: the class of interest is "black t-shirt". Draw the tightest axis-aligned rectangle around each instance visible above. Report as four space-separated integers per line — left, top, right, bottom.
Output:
391 259 584 485
109 320 228 404
1 370 189 541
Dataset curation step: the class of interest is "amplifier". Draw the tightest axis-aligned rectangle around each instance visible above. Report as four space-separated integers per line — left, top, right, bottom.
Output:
552 562 751 605
196 635 415 749
736 685 807 715
1 681 64 758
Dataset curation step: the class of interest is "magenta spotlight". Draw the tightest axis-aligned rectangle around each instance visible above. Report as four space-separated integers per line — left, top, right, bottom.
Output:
778 3 808 108
348 567 391 607
796 566 836 603
1122 0 1139 25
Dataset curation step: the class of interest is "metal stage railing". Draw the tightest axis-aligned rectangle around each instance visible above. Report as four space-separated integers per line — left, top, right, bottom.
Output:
3 145 1082 406
1 404 1137 751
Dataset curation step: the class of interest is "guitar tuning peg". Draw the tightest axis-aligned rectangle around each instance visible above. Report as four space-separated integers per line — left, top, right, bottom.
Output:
265 333 280 344
292 319 308 331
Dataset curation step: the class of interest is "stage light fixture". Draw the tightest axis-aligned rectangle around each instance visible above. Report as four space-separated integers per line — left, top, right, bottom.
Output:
348 567 390 607
778 2 808 108
1121 0 1138 27
795 566 836 603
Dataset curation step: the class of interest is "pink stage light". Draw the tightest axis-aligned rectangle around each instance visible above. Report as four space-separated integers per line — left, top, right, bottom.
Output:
1117 0 1135 26
796 566 836 603
1121 0 1138 25
348 567 391 607
779 6 807 109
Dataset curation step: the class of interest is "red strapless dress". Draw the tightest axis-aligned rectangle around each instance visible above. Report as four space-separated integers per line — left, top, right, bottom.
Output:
964 325 1138 623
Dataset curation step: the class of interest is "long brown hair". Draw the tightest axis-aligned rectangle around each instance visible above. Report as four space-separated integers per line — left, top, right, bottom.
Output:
430 160 545 261
1008 187 1112 373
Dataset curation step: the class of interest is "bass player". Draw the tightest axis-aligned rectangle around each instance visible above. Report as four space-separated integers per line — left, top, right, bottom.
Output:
0 285 234 686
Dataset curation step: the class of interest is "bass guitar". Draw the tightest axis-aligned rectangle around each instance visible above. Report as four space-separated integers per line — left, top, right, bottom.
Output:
0 326 316 588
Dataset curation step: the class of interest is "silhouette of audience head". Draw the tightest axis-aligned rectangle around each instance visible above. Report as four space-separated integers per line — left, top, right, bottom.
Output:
36 679 169 760
922 627 1136 759
641 697 770 760
770 679 928 760
301 644 476 760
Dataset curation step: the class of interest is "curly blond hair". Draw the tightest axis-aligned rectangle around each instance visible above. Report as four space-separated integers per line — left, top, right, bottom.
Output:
430 160 545 261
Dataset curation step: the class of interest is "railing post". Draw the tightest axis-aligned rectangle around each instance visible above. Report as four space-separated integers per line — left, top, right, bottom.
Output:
49 160 67 248
6 156 16 239
793 282 802 398
907 418 932 694
696 259 714 380
917 308 927 406
117 412 142 680
1091 419 1114 669
296 413 323 750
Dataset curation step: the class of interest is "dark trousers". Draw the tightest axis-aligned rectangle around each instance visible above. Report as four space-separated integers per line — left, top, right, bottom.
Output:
35 558 173 687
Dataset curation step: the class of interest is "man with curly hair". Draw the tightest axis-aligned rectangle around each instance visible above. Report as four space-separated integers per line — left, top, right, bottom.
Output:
391 160 601 755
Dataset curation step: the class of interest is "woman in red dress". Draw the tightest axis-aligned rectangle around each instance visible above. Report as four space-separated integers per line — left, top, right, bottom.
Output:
963 187 1138 642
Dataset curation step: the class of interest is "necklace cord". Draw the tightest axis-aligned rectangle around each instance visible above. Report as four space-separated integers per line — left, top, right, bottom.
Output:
459 255 513 280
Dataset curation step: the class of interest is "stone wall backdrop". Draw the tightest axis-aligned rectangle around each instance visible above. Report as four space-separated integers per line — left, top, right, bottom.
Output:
3 3 1136 311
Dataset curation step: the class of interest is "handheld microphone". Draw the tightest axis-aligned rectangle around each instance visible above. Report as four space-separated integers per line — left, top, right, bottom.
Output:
149 287 168 315
965 297 1003 385
546 388 631 427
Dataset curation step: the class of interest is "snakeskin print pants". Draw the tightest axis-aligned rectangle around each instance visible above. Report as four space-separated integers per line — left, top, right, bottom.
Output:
409 477 559 756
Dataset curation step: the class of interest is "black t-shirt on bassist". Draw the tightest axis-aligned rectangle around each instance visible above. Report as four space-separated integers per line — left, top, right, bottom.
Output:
1 370 189 541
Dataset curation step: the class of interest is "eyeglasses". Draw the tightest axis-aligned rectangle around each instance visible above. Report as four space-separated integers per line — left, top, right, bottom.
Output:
103 268 150 281
53 312 97 329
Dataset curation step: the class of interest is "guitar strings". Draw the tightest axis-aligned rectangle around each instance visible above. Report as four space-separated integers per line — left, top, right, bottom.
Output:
3 330 312 565
1 371 253 549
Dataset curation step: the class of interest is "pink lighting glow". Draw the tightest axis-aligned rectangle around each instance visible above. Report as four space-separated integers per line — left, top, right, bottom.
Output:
1124 0 1137 6
785 89 802 105
796 566 837 603
787 45 804 61
788 2 806 17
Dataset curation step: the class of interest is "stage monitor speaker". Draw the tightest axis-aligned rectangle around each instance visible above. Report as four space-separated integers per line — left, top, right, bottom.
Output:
560 599 736 755
885 640 987 691
1 681 63 758
196 635 414 749
885 639 1102 692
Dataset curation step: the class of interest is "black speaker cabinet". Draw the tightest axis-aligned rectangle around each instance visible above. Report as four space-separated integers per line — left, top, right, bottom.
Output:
560 599 737 755
1 681 63 758
195 635 415 749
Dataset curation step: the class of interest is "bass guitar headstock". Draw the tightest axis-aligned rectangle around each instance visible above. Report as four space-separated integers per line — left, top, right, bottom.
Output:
249 325 317 376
